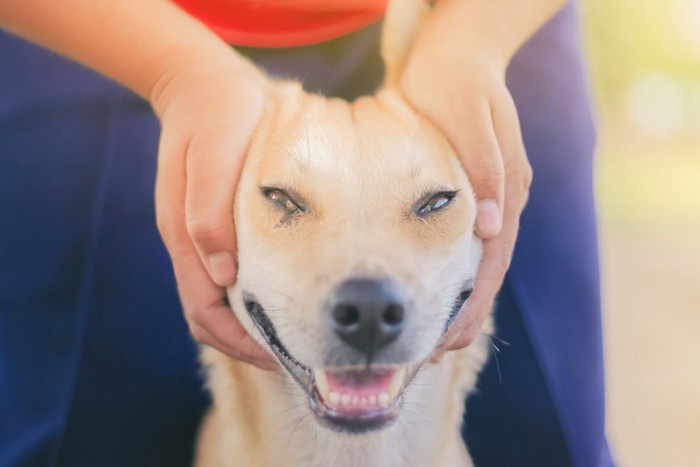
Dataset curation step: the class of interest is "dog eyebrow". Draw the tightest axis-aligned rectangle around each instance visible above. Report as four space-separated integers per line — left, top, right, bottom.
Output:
261 128 312 173
414 186 459 200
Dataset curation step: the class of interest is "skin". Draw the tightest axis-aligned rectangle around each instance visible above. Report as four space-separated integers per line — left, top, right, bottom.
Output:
0 0 565 368
398 0 566 350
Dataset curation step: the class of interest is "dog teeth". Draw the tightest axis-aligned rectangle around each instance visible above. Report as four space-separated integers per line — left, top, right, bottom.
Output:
379 392 390 406
323 390 393 408
315 368 406 409
314 370 330 398
388 367 406 398
328 391 392 407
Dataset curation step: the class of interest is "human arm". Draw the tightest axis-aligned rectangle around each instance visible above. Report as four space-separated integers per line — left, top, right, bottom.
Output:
0 0 277 369
399 0 566 349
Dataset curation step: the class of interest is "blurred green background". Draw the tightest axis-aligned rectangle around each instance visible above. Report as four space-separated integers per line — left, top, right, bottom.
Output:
581 0 700 465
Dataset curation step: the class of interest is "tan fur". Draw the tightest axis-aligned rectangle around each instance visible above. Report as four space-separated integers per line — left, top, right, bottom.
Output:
197 333 490 467
195 1 492 466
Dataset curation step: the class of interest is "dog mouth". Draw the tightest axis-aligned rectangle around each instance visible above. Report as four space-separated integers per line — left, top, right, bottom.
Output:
244 298 418 432
310 364 420 433
243 286 470 433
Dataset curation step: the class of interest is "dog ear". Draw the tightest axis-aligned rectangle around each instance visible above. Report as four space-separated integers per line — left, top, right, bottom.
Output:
380 0 430 89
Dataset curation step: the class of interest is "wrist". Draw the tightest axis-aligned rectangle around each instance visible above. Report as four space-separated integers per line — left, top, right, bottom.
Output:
149 51 265 121
415 0 567 73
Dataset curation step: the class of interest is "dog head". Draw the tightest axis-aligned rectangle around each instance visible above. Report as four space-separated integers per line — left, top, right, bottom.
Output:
228 82 481 433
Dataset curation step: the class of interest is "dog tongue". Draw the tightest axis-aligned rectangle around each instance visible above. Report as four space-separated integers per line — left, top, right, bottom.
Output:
326 369 394 396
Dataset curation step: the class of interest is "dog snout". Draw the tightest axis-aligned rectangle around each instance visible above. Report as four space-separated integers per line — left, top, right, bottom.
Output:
327 278 406 357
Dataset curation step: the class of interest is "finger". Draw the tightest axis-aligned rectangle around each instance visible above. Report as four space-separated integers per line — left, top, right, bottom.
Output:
445 207 521 350
189 320 278 371
172 238 277 370
490 92 532 211
445 96 531 350
433 100 505 238
155 131 276 370
184 127 251 286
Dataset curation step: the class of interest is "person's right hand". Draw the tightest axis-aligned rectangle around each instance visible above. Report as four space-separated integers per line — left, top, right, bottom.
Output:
151 60 278 371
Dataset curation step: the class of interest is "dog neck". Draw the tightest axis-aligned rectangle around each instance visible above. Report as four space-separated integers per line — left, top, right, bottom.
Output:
197 345 485 467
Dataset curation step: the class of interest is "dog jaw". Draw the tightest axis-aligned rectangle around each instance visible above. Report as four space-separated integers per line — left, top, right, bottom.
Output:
197 334 488 467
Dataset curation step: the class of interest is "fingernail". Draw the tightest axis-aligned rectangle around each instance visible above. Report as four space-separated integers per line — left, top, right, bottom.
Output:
208 252 236 285
476 199 502 237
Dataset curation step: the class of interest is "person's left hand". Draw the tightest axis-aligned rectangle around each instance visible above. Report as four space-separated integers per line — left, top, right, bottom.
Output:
399 27 533 351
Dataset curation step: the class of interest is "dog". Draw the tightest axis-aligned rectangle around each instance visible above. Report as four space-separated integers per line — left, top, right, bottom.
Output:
195 1 492 465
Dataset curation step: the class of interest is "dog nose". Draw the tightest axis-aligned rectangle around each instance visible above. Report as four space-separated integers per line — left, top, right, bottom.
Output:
327 278 406 356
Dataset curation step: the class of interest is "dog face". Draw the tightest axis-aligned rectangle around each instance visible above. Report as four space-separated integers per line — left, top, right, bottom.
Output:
229 84 481 433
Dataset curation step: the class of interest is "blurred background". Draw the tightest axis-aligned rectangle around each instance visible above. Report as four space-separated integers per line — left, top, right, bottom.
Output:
581 0 700 465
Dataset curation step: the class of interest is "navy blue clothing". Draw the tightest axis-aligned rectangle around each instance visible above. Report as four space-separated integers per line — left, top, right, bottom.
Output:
465 6 614 466
0 43 207 466
0 2 613 466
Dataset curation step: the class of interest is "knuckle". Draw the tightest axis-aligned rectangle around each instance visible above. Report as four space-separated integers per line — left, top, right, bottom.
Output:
484 240 515 281
466 148 505 189
521 160 534 189
155 211 174 243
183 300 205 324
185 216 231 240
188 324 207 343
467 143 502 170
493 256 511 280
516 163 533 202
505 157 533 197
520 189 532 210
497 242 516 275
469 141 500 161
471 169 505 189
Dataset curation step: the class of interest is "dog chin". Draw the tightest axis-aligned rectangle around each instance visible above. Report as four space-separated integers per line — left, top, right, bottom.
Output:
243 298 425 434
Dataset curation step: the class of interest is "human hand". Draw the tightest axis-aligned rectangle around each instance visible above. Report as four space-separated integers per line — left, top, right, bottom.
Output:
400 30 533 351
151 61 278 370
0 0 280 367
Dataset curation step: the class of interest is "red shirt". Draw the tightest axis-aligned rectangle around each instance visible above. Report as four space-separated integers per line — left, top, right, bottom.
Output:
173 0 388 47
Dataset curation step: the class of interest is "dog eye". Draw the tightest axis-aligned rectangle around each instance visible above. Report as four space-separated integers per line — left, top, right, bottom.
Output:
417 191 457 215
262 188 304 216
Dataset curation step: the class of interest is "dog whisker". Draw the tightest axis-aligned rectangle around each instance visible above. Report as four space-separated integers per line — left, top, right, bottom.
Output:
255 125 309 170
286 411 313 446
402 407 437 432
486 332 511 348
427 282 461 301
487 338 503 384
278 404 309 420
472 325 508 385
393 417 425 456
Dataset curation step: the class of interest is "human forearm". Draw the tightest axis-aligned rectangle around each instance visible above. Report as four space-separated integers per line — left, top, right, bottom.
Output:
417 0 567 70
0 0 278 368
0 0 261 109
